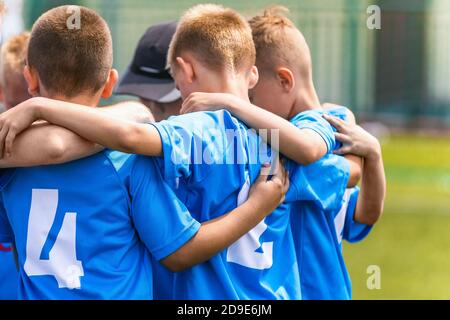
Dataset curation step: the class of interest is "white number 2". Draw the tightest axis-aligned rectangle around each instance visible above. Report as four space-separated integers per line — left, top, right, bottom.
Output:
24 189 84 289
226 175 273 270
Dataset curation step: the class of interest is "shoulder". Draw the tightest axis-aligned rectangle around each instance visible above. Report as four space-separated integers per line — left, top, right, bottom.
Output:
325 105 355 124
290 109 330 128
290 109 335 136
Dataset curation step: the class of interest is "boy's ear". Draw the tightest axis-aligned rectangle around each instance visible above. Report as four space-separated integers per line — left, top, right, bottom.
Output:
101 69 119 99
176 57 195 84
248 66 259 90
276 67 295 93
23 65 40 97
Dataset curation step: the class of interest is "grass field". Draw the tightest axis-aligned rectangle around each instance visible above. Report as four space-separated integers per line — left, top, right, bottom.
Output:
344 134 450 299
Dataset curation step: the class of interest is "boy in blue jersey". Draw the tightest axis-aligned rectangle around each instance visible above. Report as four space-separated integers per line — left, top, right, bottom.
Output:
178 6 386 299
0 6 290 299
0 4 340 299
0 32 32 300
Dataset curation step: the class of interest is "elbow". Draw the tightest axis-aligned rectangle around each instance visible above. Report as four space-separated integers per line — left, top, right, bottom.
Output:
359 215 379 226
131 102 155 123
160 253 191 273
297 146 324 165
348 167 363 188
358 204 384 225
164 262 188 273
45 136 68 163
304 153 320 165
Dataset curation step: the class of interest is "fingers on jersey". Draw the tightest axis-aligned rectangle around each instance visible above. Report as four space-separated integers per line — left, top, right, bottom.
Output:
323 114 348 133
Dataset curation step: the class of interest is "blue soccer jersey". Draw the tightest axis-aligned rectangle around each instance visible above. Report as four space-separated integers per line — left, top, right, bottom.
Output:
0 242 18 299
0 151 200 300
288 107 373 300
152 110 301 300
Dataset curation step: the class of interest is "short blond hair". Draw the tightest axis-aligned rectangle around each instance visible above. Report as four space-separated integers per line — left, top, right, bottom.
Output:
168 4 255 73
28 6 113 97
0 32 30 88
249 6 312 79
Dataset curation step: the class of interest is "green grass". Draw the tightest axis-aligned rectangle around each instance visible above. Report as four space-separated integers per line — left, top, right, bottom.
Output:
344 135 450 299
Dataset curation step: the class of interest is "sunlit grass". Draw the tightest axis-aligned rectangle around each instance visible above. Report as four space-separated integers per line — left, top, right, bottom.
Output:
344 135 450 299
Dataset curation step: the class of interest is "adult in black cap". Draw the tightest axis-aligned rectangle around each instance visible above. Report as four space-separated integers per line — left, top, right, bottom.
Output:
115 21 181 122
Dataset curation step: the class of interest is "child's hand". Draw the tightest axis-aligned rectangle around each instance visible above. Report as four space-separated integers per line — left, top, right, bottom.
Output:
180 92 239 115
0 98 41 157
247 160 290 215
323 114 381 160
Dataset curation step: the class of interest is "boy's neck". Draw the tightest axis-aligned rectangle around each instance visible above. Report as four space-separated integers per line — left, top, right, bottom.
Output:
289 85 321 119
221 84 250 102
210 71 251 102
40 89 101 107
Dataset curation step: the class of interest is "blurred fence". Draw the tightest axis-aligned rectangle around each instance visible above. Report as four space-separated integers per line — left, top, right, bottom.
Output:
15 0 450 125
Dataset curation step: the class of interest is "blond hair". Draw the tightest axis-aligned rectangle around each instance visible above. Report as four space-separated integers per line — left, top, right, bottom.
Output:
168 4 255 73
0 32 30 88
28 6 113 97
249 6 312 79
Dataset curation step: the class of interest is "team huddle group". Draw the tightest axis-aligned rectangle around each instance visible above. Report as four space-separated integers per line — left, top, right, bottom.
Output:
0 3 385 300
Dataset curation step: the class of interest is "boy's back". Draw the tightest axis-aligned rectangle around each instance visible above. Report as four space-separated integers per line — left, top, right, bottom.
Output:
0 152 152 299
0 5 204 300
154 4 303 299
153 110 301 299
0 150 201 299
0 32 31 300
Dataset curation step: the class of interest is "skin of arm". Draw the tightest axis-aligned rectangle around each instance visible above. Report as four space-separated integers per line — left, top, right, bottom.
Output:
161 162 289 272
354 147 385 225
328 107 363 188
323 114 386 225
0 122 101 168
32 98 162 156
0 98 158 165
181 92 327 165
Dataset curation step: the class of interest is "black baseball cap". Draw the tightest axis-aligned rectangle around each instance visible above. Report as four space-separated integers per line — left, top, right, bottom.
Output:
115 21 181 103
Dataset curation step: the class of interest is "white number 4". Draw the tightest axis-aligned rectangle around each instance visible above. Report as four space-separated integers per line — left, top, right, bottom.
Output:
24 189 84 289
227 175 273 270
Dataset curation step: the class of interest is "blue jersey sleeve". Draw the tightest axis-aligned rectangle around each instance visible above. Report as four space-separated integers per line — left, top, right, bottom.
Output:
151 110 257 188
342 187 373 243
286 154 350 212
129 155 201 261
290 110 336 153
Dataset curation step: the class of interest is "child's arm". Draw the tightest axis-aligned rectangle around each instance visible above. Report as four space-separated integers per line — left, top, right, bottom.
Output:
161 162 289 272
354 149 385 225
181 92 327 165
0 100 154 167
0 97 161 159
322 105 363 188
324 114 385 225
0 123 101 168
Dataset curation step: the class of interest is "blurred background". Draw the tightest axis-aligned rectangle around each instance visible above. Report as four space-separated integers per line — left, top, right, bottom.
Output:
2 0 450 299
